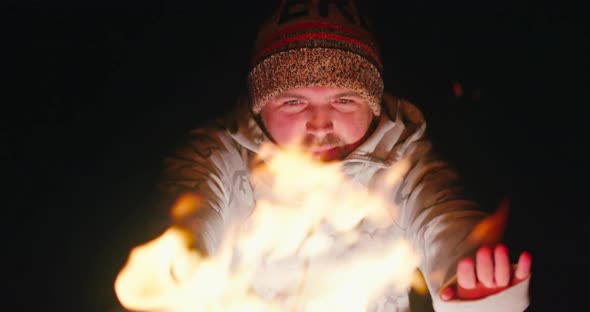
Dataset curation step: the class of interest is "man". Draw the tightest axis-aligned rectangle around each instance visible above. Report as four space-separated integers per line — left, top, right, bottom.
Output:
157 1 531 311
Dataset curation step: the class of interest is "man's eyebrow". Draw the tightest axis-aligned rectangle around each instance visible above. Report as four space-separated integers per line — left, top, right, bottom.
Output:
272 93 308 100
333 91 362 98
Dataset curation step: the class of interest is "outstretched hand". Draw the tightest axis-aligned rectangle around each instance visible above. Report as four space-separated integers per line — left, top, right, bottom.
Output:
440 244 532 301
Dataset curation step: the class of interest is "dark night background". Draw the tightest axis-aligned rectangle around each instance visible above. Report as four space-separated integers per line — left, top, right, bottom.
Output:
5 0 587 311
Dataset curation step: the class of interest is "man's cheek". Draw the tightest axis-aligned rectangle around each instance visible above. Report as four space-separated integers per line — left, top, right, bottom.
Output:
284 121 305 140
275 125 301 145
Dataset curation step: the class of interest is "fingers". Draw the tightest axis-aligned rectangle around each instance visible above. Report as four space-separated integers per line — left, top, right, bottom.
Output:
494 244 511 287
476 245 495 288
453 244 531 302
514 250 532 281
457 257 476 289
440 286 456 301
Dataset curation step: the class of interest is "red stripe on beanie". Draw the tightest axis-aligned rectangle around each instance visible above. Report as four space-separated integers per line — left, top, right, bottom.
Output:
257 21 368 48
254 32 382 69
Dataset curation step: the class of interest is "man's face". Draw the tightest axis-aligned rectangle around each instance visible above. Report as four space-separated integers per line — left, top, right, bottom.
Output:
261 86 375 161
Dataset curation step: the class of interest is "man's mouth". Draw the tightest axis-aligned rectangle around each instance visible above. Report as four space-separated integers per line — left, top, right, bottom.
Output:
309 145 334 153
309 145 341 160
301 134 346 161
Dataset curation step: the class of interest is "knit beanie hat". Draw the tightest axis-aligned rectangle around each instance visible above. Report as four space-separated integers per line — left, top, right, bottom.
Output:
247 0 384 116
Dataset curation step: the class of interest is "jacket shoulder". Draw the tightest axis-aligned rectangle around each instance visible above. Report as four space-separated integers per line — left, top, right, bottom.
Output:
382 92 426 128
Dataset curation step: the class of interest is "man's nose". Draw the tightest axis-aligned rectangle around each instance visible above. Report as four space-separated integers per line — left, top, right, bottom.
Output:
305 106 333 135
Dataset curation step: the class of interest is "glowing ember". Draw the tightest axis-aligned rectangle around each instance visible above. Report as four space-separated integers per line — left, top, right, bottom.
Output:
115 143 422 311
452 81 464 98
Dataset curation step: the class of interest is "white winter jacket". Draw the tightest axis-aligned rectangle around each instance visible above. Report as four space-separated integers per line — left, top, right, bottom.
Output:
158 93 530 312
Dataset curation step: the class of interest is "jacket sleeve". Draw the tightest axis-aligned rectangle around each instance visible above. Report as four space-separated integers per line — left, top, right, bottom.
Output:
156 125 255 256
388 100 530 311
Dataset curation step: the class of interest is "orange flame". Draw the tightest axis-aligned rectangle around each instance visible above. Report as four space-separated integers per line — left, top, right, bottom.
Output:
170 193 203 221
468 196 510 246
114 143 423 311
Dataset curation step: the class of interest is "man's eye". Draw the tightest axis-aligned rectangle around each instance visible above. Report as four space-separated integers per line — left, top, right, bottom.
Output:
279 99 306 112
336 98 352 104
